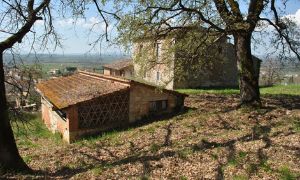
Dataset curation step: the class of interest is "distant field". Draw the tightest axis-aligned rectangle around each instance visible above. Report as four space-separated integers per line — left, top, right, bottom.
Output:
39 62 103 78
177 84 300 96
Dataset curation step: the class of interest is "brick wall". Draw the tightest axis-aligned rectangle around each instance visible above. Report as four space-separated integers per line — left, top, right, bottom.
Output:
41 98 51 129
41 97 70 142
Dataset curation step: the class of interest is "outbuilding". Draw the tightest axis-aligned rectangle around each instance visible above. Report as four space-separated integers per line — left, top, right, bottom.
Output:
103 59 133 78
36 71 186 143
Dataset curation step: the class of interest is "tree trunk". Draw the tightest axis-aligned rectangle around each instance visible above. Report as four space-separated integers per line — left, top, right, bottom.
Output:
0 51 31 173
234 32 261 106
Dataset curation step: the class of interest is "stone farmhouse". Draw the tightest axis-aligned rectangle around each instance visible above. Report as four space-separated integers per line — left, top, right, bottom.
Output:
103 59 133 78
36 71 186 143
132 30 261 89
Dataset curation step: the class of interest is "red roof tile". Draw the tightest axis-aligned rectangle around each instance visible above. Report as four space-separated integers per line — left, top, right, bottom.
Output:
36 71 187 109
36 72 129 109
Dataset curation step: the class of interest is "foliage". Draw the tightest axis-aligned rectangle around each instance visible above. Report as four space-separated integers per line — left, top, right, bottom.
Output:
116 0 300 104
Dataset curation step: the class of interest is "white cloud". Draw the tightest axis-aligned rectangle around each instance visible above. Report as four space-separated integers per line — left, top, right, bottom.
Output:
256 8 300 31
57 17 106 30
284 8 300 26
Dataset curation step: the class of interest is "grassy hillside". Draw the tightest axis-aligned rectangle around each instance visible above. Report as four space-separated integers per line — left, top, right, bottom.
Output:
3 85 300 179
178 84 300 96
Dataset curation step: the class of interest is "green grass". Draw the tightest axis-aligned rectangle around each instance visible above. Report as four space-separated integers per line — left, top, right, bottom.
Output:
149 143 161 153
232 175 248 180
292 117 300 133
177 84 300 96
177 148 193 159
12 112 62 147
177 88 239 95
278 166 298 180
260 85 300 96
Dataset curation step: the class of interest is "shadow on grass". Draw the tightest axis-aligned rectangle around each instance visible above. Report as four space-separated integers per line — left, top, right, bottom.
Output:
6 94 300 179
75 106 196 142
263 94 300 110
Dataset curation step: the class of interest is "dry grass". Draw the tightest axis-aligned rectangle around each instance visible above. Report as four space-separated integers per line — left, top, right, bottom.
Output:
4 94 300 179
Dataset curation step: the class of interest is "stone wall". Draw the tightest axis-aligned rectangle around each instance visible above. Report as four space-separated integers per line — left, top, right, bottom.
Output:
174 42 239 88
104 67 133 78
103 68 111 75
132 35 261 89
129 83 183 122
133 39 175 89
123 66 134 78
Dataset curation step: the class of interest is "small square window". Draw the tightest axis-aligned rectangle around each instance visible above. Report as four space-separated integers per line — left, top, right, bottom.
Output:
149 100 168 113
162 100 167 109
149 101 157 112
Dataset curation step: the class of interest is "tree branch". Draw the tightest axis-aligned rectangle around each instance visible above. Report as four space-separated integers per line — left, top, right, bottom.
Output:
259 17 300 60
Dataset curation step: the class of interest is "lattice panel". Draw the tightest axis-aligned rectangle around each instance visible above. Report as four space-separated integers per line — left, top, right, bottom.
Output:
78 90 129 129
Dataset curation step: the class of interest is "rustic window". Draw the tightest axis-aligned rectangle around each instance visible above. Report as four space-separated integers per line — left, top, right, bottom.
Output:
149 100 168 112
156 42 162 61
157 71 160 81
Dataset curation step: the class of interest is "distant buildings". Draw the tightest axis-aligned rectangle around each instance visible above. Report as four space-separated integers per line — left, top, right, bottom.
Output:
102 30 261 89
103 59 133 78
5 66 40 110
48 69 61 76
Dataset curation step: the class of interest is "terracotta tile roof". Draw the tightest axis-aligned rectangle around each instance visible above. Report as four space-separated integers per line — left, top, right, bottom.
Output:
36 72 130 109
102 59 132 70
36 71 187 109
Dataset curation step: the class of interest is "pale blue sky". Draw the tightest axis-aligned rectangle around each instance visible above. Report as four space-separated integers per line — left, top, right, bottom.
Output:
15 0 300 56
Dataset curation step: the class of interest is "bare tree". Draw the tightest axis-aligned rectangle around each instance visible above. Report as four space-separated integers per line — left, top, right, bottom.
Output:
0 0 53 172
260 58 283 86
117 0 300 106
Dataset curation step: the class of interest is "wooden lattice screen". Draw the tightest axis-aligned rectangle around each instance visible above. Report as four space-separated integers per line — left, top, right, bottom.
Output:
78 90 129 129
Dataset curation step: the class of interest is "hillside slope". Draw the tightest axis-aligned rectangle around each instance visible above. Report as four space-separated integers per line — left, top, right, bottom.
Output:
4 93 300 179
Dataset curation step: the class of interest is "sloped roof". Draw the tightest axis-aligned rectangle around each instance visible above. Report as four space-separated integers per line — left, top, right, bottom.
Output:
102 59 132 70
36 72 130 109
36 71 187 109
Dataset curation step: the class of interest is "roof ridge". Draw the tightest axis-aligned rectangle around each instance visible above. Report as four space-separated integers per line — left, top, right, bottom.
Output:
78 70 131 85
102 59 133 70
